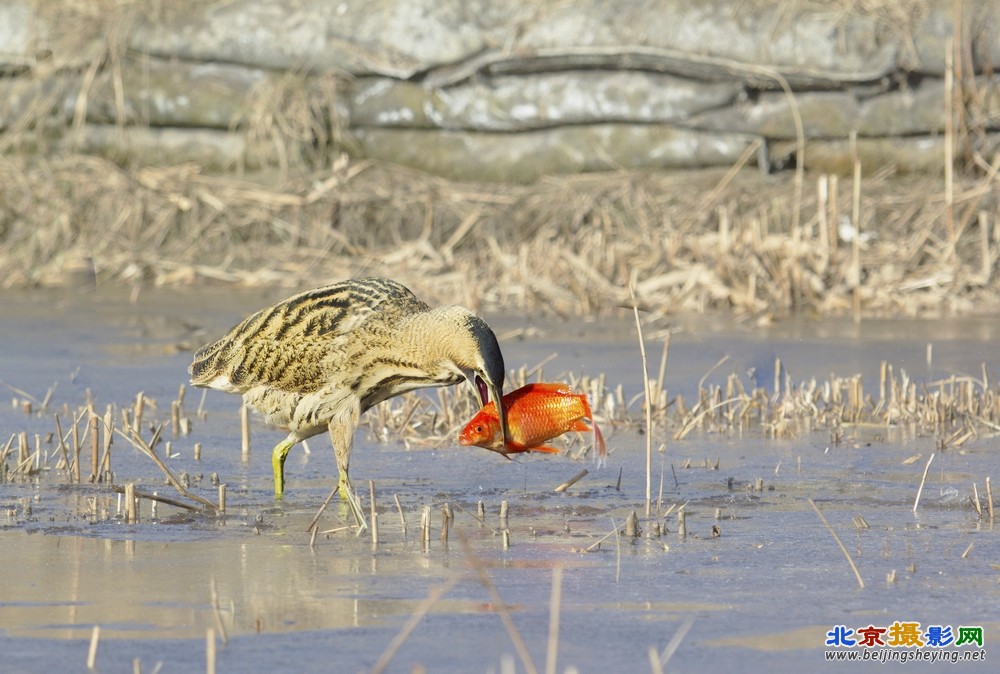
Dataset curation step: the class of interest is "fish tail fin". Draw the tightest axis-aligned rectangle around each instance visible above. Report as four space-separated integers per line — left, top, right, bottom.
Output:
578 393 607 466
592 419 607 467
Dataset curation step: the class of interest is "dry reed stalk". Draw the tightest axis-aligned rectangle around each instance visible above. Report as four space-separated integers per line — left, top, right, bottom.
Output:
657 459 666 513
306 484 340 533
218 484 226 514
111 486 202 512
971 483 982 519
393 493 407 537
115 425 220 513
206 627 216 674
545 565 564 674
87 625 100 670
421 505 431 550
913 453 935 513
240 402 251 460
53 414 71 470
677 508 687 539
987 477 994 521
17 432 28 471
554 469 588 493
133 392 145 431
944 36 955 247
39 383 56 412
210 577 228 645
171 400 180 437
649 617 696 674
196 389 208 420
89 414 99 481
629 283 654 518
369 575 462 674
440 503 452 545
499 500 509 529
851 131 862 324
0 434 14 481
99 408 113 481
655 333 671 416
809 498 864 589
979 211 991 282
124 483 137 523
460 537 539 674
370 480 379 548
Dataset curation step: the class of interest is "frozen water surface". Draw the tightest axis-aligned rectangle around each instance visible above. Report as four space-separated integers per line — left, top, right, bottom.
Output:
1 288 997 673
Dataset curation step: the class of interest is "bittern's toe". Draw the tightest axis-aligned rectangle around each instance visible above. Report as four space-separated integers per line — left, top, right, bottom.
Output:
338 475 368 535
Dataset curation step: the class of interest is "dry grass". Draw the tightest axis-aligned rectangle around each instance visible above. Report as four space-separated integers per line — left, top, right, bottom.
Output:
7 352 998 496
365 353 1000 456
2 154 999 322
2 1 998 322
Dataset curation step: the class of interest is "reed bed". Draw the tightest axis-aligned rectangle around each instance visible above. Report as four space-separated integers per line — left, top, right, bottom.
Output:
365 357 1000 454
5 355 998 500
1 152 998 322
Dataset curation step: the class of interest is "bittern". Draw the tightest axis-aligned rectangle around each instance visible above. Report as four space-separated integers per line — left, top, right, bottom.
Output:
189 277 506 527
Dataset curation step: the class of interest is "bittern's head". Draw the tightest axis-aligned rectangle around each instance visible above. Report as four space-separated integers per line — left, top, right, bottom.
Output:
435 307 507 444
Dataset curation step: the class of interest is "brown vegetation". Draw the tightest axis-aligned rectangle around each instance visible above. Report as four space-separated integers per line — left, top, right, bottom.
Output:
2 153 998 321
1 0 998 321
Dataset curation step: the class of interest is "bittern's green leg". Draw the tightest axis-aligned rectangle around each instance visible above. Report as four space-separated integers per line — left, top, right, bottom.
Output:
271 438 296 498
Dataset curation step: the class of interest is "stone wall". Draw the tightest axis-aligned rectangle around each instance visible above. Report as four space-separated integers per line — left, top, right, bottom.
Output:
2 0 998 182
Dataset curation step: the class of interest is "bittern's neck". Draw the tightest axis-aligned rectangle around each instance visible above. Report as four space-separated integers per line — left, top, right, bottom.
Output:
398 307 473 370
356 311 469 410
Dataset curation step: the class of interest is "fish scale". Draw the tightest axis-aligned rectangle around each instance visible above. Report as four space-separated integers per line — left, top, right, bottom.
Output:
506 387 591 439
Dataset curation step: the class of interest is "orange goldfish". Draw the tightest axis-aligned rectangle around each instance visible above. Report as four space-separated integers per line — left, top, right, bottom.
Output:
459 382 606 459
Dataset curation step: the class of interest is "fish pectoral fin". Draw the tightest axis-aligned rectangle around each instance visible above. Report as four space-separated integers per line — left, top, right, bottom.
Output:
500 440 532 456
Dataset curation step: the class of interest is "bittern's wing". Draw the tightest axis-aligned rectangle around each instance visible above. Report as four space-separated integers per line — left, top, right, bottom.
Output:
190 278 429 395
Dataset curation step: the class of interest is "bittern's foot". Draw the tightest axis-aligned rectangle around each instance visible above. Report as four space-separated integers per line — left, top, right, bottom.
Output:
339 477 368 536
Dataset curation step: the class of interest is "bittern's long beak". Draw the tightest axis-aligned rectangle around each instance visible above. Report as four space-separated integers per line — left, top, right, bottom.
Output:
473 373 507 449
487 378 507 447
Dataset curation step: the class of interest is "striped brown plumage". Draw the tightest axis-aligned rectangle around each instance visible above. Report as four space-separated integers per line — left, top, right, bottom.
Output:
189 277 506 522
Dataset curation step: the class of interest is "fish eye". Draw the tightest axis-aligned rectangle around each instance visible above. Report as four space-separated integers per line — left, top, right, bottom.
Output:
475 425 483 433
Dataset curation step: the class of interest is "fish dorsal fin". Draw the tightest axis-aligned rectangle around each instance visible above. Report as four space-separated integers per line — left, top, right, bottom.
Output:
521 382 572 395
